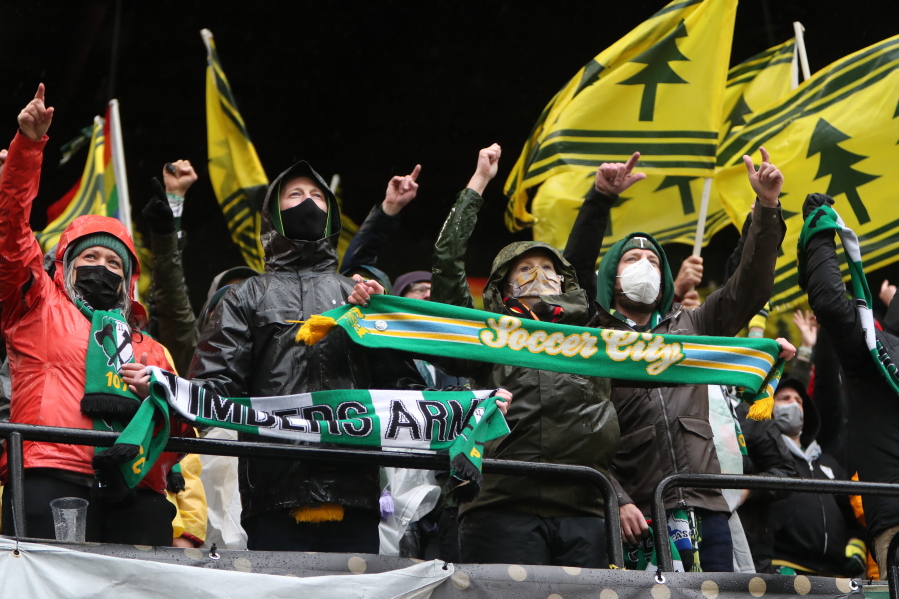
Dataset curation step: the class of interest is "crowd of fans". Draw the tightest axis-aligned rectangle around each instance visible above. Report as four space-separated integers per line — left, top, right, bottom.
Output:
1 84 897 578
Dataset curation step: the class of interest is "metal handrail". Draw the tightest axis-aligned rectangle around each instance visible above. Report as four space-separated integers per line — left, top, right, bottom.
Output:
651 473 899 577
0 421 622 567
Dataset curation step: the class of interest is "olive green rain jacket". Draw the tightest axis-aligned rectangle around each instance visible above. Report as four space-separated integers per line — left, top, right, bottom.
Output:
431 187 620 519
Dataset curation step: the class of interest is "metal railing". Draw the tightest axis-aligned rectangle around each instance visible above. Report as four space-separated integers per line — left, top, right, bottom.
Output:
650 472 899 593
0 421 623 567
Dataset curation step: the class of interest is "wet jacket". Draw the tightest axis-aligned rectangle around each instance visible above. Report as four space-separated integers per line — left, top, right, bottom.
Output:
802 203 899 540
150 230 197 376
736 399 799 573
769 379 864 575
431 187 620 519
190 161 420 519
565 189 786 514
0 132 185 494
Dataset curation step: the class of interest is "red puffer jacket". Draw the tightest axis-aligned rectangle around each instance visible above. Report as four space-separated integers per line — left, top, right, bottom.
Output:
0 131 189 494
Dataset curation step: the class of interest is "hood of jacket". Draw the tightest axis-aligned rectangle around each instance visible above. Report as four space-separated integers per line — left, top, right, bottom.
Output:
777 377 820 448
53 215 146 323
261 161 342 273
596 231 675 317
483 241 587 324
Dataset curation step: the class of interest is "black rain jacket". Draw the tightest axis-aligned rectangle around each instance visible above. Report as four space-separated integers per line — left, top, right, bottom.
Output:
190 161 421 519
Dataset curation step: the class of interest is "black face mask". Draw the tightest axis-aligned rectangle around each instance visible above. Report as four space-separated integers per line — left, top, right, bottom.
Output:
74 265 124 310
281 198 328 241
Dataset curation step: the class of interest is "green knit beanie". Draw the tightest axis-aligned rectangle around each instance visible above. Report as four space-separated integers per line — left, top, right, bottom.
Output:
67 233 132 279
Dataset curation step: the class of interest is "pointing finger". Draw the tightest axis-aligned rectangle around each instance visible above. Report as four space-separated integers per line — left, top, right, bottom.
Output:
35 83 46 103
742 154 756 176
409 163 422 181
759 146 770 164
624 151 641 173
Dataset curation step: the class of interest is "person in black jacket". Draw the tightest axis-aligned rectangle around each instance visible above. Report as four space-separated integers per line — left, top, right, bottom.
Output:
768 377 866 576
190 160 423 553
735 398 798 574
800 192 899 577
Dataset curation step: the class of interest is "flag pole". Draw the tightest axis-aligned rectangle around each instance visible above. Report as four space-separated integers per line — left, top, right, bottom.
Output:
692 177 713 257
793 22 811 82
107 99 137 302
107 99 132 236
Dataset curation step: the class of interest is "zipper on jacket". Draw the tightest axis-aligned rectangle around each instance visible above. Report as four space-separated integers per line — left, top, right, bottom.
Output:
656 388 685 505
809 458 829 555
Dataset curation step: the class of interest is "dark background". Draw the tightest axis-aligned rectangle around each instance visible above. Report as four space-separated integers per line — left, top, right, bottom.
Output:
2 0 896 311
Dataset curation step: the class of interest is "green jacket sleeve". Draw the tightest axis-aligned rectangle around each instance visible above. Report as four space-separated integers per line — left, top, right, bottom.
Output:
430 188 490 381
431 188 483 309
151 230 199 376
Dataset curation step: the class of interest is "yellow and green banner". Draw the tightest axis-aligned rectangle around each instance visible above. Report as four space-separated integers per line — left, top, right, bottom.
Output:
716 34 899 310
202 29 268 272
37 112 119 251
504 0 737 246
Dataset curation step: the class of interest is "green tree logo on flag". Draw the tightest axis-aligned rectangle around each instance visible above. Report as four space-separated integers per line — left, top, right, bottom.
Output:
656 176 698 214
807 118 879 225
722 93 753 139
619 20 690 122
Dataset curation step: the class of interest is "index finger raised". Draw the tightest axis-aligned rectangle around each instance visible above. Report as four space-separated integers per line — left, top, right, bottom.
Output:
759 146 770 164
409 163 422 181
34 83 46 103
624 151 641 172
742 154 756 176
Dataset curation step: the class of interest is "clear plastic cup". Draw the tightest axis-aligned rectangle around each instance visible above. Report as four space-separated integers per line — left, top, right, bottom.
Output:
50 497 88 542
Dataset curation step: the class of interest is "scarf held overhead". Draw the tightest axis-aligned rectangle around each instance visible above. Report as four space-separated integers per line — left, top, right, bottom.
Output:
297 295 784 419
798 205 899 395
145 368 510 501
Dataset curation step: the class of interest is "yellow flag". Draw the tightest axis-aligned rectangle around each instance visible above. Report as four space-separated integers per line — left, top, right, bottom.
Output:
716 34 899 310
720 38 797 145
504 0 737 237
37 117 114 251
202 29 267 273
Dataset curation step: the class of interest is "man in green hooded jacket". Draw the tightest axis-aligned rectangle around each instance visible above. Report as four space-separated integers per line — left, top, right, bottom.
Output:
564 148 789 571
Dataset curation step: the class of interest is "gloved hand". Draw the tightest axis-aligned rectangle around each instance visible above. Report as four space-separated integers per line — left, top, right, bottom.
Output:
843 538 867 577
142 178 176 235
802 192 835 220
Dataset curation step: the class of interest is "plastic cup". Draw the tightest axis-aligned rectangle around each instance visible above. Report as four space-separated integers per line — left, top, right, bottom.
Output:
50 497 88 543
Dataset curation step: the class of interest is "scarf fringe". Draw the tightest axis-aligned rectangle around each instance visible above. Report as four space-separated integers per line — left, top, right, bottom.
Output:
746 395 774 421
81 394 140 420
449 453 483 503
92 444 142 503
295 315 338 345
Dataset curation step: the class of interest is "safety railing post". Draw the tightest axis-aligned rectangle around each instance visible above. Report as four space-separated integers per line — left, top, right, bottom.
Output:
8 431 26 539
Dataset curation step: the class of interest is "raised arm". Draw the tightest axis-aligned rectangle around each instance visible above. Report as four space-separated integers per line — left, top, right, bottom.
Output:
0 84 54 309
799 193 871 375
688 147 786 336
431 144 500 309
340 164 421 273
563 152 645 307
143 164 199 376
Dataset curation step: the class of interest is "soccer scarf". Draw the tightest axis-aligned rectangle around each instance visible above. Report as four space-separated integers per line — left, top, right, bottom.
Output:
296 295 785 419
76 300 160 498
143 368 510 501
798 205 899 395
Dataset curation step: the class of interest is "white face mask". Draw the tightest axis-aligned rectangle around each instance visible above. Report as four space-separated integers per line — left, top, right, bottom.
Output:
618 258 661 304
509 267 563 299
